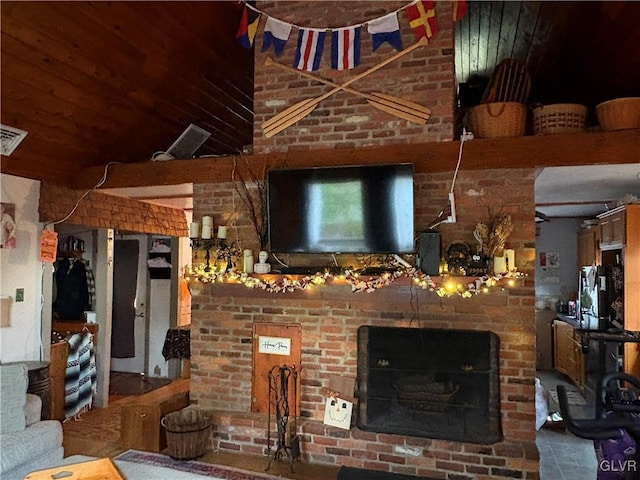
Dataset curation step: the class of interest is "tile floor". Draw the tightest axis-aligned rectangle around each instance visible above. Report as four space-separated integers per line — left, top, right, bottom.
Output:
536 370 598 480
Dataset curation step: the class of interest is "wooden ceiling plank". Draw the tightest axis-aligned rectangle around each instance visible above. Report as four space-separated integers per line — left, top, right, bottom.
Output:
1 42 248 163
467 1 481 82
475 2 492 79
453 14 467 84
4 3 147 71
1 17 136 96
523 1 557 84
126 2 253 82
0 48 160 127
485 2 504 79
72 130 640 189
511 2 541 65
495 1 521 62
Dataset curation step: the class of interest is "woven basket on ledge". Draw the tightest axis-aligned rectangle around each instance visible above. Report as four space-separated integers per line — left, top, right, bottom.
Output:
468 102 527 138
533 103 587 135
596 97 640 131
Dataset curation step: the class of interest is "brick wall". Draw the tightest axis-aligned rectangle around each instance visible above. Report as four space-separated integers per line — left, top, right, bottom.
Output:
39 181 188 237
191 168 539 479
253 1 455 155
190 1 539 478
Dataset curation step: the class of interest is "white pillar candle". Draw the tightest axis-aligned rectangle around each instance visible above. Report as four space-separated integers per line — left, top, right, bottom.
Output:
189 222 200 239
202 216 213 227
201 225 213 239
217 226 227 239
243 249 254 273
493 255 507 274
505 249 516 271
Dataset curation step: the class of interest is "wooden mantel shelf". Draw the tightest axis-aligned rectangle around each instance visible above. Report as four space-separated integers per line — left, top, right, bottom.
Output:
75 129 639 189
191 272 525 302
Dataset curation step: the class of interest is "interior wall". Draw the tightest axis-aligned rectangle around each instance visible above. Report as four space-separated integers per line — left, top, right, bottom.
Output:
534 218 582 309
0 173 45 362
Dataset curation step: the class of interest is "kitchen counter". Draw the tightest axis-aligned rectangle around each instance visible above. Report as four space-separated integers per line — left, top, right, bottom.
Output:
554 312 580 328
555 312 640 342
578 329 640 343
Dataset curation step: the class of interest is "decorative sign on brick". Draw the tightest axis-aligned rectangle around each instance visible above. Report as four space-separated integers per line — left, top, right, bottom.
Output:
258 336 291 356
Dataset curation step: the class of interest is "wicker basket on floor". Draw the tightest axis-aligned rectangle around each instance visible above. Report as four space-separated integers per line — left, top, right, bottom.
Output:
533 103 587 134
596 97 640 131
468 102 527 138
161 407 212 460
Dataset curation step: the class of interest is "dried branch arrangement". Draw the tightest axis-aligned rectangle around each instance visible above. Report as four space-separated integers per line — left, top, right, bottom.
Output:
474 207 513 257
232 153 268 251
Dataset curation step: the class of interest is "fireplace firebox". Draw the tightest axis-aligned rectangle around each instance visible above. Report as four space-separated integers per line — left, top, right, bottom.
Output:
357 326 502 444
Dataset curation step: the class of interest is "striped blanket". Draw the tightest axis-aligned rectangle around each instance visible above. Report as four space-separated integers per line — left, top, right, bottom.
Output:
64 332 97 420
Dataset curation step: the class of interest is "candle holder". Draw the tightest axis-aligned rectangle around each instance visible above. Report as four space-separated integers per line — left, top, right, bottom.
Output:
191 237 241 273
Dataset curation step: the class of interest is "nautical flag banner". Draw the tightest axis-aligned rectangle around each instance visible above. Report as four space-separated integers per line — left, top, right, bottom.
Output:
236 6 261 48
262 17 292 56
294 29 326 72
331 26 361 70
453 0 468 22
405 0 439 41
367 12 403 52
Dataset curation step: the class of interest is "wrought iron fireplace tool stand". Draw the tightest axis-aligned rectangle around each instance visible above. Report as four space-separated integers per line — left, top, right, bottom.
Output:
266 364 299 472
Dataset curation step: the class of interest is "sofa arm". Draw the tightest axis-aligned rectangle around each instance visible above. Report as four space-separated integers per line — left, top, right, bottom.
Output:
25 394 42 426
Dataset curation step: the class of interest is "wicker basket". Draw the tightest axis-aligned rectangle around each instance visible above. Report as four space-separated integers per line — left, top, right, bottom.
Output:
468 102 527 138
596 97 640 131
161 407 212 460
533 103 587 135
394 376 459 413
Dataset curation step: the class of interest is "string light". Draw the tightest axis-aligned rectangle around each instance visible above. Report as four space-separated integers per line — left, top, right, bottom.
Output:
184 265 525 298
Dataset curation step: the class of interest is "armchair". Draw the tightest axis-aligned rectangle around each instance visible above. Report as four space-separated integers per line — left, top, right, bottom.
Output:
0 363 64 480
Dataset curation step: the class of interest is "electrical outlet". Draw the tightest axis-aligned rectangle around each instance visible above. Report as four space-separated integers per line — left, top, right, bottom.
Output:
446 192 457 223
15 288 24 302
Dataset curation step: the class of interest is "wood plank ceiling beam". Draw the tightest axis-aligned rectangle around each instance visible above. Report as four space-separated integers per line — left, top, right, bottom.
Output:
73 129 640 189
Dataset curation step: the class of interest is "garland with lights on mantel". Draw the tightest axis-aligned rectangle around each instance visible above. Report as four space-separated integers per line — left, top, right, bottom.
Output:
183 264 525 298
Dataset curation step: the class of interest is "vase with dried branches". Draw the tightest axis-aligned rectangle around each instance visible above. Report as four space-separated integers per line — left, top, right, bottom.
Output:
473 206 513 258
232 153 268 251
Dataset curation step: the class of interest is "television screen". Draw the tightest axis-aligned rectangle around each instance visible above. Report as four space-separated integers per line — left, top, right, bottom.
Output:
267 164 414 254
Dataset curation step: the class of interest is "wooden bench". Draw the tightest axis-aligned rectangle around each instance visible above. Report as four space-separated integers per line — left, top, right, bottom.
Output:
120 378 190 453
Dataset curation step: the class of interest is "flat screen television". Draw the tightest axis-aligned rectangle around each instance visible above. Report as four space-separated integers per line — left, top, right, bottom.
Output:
267 164 414 254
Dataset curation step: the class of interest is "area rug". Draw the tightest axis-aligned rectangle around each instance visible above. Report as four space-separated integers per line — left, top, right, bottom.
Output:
338 466 438 480
548 389 588 406
114 450 284 480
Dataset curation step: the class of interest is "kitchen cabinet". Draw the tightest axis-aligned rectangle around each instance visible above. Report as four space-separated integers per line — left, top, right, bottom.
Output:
553 320 585 388
597 204 640 377
536 309 555 370
598 207 626 250
578 227 598 267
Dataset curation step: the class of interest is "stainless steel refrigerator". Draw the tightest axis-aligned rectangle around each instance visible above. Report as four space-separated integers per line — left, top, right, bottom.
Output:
578 265 609 330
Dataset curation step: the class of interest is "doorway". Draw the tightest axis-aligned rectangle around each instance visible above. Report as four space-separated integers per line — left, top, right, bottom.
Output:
111 236 147 375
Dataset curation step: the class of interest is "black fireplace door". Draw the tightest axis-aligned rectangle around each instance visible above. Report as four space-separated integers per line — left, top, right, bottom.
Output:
356 326 502 444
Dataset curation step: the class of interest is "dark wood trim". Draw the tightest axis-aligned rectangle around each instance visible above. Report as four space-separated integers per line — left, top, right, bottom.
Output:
73 129 640 189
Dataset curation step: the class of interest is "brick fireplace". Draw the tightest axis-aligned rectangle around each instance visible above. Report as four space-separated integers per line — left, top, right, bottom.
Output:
190 2 539 478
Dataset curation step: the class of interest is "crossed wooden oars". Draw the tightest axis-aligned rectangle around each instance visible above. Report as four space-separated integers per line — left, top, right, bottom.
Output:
262 37 430 138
